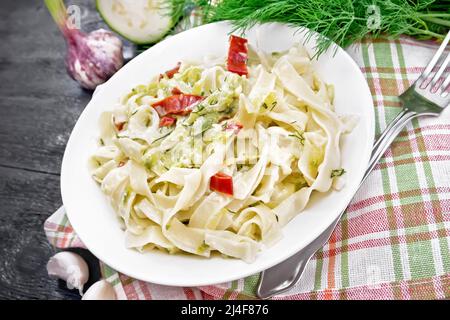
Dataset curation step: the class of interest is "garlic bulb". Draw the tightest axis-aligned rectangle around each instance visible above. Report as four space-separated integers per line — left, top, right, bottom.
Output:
45 0 124 90
64 28 124 90
82 280 117 300
47 251 89 294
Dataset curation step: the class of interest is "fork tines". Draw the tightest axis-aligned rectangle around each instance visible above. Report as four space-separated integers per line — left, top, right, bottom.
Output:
419 31 450 97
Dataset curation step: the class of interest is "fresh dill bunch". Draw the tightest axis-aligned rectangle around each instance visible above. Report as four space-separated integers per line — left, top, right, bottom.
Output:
195 0 449 57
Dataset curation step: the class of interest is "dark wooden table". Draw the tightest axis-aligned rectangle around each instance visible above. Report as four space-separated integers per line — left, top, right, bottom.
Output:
0 0 107 299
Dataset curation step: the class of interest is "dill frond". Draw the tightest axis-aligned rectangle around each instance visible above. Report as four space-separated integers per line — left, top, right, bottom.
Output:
194 0 449 57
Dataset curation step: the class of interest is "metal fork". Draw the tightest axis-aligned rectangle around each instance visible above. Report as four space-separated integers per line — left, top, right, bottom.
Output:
256 31 450 299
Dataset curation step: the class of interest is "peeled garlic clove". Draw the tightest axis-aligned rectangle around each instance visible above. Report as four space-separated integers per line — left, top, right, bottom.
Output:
82 280 117 300
47 251 89 295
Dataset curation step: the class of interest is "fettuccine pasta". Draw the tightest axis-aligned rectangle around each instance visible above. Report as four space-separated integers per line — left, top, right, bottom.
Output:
90 37 356 263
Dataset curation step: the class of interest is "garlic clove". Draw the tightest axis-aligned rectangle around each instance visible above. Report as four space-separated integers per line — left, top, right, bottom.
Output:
47 251 89 295
82 280 117 300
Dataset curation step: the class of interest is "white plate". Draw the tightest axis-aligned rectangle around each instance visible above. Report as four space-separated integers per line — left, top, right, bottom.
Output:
61 22 374 287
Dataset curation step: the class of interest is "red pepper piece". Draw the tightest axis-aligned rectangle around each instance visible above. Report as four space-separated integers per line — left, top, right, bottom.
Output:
227 35 248 76
210 172 234 196
160 62 181 80
159 116 176 127
152 94 204 117
114 121 125 131
171 87 182 95
225 122 243 133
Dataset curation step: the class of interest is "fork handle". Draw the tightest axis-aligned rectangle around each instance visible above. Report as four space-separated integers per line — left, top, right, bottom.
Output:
256 108 418 299
367 109 417 181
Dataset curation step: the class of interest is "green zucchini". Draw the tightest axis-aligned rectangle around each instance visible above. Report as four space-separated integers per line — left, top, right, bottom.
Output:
97 0 183 44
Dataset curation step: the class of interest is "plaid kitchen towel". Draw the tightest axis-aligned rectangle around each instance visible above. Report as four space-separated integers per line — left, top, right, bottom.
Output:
44 34 450 300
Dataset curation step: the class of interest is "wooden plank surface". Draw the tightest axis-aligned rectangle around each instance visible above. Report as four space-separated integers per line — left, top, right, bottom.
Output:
0 0 102 299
